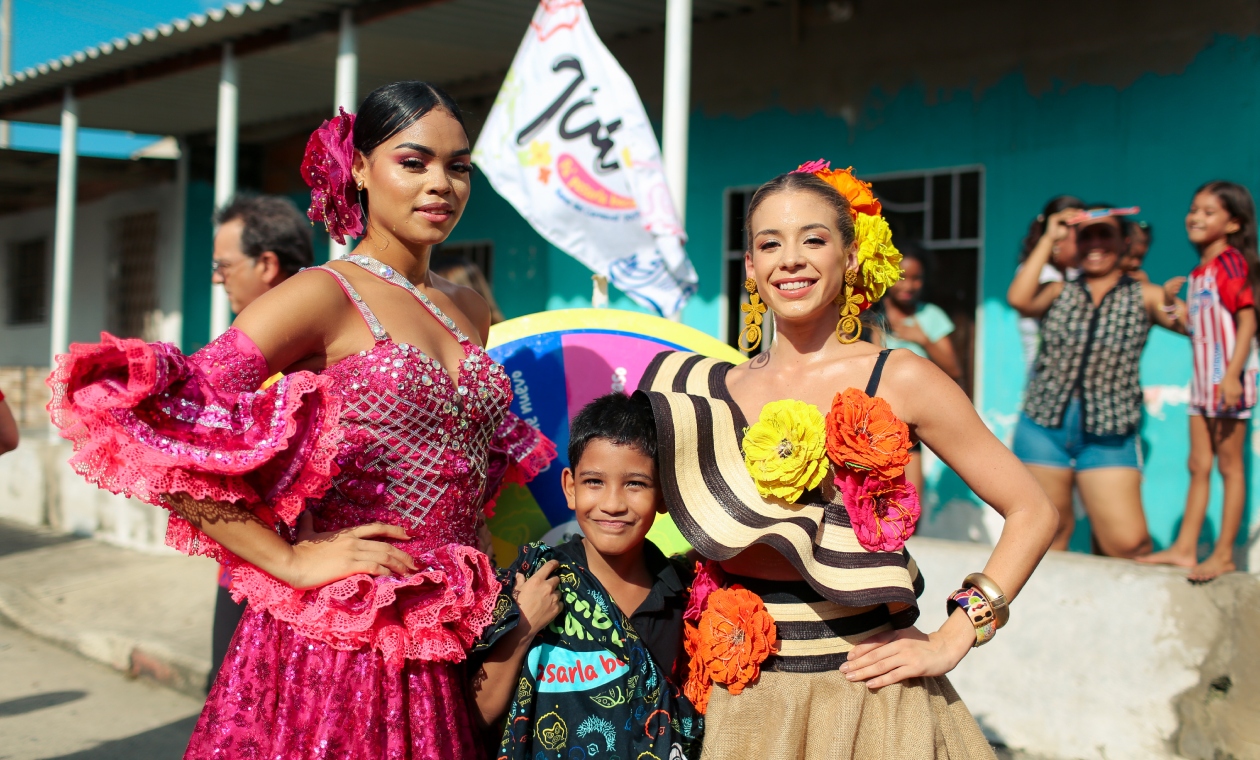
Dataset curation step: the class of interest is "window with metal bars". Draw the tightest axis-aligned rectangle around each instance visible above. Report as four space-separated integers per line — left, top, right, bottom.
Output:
108 211 160 339
5 238 48 326
870 167 983 397
722 185 764 352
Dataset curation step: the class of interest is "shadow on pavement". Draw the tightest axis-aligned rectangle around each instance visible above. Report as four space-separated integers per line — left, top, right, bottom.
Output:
0 691 87 717
40 715 198 760
0 519 84 558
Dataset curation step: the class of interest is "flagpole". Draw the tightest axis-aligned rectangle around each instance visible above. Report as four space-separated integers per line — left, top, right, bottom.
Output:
662 0 692 227
662 0 692 321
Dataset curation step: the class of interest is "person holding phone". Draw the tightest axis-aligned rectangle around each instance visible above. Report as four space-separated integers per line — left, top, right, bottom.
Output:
1008 206 1186 557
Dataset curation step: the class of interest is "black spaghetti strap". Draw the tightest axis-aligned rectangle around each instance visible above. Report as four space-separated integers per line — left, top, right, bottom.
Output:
864 349 893 396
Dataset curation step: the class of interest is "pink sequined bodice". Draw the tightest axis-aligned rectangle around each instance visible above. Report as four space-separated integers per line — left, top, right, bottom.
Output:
315 337 512 551
47 256 556 667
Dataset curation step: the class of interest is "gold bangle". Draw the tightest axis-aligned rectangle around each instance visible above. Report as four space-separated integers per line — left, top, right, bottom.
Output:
964 572 1009 629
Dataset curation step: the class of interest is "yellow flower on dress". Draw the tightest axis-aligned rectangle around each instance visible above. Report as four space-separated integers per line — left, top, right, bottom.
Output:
742 400 829 502
854 212 902 302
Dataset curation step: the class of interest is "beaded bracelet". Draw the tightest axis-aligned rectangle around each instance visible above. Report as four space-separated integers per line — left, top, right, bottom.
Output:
947 587 998 647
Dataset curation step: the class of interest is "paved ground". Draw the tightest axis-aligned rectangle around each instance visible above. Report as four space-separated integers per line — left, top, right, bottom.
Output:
0 519 1055 760
0 519 216 696
0 619 202 760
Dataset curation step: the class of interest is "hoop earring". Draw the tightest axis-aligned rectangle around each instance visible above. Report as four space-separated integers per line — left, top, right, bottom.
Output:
738 278 768 353
836 270 862 344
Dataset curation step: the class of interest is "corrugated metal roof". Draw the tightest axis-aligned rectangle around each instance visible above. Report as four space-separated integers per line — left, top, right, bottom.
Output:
2 0 342 90
0 0 764 135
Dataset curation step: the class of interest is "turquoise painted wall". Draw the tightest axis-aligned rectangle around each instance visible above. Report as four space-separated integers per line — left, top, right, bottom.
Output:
453 34 1260 555
180 183 326 352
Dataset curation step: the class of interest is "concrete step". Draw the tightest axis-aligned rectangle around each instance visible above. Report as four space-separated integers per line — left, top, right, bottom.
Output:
0 518 215 699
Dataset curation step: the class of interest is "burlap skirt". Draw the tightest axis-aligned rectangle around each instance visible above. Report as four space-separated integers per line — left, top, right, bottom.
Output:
700 670 996 760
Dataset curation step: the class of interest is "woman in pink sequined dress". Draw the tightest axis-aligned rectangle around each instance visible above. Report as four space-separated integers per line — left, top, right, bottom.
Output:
47 82 555 759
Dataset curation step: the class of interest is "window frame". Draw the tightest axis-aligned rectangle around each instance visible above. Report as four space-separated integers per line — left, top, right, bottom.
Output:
865 164 986 407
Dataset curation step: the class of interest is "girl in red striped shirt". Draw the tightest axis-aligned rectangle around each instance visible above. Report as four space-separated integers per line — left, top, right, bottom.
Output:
1139 181 1259 580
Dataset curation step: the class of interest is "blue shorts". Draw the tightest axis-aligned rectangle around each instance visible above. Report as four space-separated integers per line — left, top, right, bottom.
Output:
1012 398 1142 471
1188 404 1253 420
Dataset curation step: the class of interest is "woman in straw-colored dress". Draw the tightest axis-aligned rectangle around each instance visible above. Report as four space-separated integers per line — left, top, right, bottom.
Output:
636 161 1058 759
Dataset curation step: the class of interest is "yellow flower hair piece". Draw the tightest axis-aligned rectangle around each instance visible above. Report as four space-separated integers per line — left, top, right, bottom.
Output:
792 159 903 308
854 212 902 302
742 399 829 502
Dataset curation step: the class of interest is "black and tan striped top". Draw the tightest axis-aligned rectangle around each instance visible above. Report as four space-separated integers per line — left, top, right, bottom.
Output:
635 351 924 624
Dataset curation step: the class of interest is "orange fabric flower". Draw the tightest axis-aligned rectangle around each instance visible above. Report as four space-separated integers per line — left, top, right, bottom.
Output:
682 622 711 713
816 166 882 218
825 387 911 479
694 587 777 696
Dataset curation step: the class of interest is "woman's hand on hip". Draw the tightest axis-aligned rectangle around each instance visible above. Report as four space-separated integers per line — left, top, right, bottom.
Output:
279 522 418 590
839 609 975 689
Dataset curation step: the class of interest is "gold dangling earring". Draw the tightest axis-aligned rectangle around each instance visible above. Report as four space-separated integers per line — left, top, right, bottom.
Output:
836 270 863 344
738 278 768 353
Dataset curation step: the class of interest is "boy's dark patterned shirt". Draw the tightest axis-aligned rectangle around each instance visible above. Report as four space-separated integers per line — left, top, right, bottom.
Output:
473 538 703 760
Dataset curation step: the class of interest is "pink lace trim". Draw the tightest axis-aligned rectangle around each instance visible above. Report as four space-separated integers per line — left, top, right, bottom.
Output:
230 543 500 669
46 331 343 560
483 416 557 518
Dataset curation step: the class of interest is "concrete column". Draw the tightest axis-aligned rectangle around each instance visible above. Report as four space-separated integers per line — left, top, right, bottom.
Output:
167 139 189 346
49 88 78 359
211 42 238 340
0 0 10 148
329 8 357 260
661 0 692 226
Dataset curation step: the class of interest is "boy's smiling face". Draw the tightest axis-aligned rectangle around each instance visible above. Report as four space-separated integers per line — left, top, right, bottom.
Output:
562 438 663 558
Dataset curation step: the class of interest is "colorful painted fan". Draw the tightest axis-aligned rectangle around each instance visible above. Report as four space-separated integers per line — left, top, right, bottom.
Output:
485 309 746 566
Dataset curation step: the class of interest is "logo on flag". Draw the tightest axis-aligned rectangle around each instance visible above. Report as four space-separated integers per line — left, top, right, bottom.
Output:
473 0 698 318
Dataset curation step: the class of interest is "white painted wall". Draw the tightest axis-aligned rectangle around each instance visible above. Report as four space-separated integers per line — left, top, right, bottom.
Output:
0 181 184 366
911 536 1234 760
0 438 172 553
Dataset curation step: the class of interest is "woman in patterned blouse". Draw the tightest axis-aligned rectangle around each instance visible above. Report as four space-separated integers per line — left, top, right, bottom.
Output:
1007 208 1186 557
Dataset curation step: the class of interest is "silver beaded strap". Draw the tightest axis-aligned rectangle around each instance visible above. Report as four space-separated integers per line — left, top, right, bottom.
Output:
345 254 469 343
317 265 389 341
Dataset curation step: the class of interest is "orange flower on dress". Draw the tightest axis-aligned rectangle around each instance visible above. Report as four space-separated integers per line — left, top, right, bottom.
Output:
682 622 711 713
795 160 882 218
694 587 777 696
824 387 911 480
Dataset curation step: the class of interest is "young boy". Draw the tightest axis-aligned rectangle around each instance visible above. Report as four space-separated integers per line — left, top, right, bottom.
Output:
471 393 702 759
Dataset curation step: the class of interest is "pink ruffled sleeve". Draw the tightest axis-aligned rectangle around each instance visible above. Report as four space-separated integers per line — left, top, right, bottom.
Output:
46 328 343 562
483 412 557 517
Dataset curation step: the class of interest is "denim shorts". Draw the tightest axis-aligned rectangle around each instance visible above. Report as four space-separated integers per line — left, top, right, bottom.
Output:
1012 398 1142 471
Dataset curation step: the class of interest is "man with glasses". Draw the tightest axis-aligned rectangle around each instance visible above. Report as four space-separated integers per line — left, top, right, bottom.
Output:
212 195 314 314
207 195 313 691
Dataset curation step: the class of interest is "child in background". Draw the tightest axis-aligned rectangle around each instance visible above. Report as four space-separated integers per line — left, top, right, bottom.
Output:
1121 220 1153 282
470 393 702 758
1139 181 1259 581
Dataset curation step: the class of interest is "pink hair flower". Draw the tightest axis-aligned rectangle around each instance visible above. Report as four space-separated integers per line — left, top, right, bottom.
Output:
684 560 726 622
837 471 921 553
793 159 832 175
301 107 364 245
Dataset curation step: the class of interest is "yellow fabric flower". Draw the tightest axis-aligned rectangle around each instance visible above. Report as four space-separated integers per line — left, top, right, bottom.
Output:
742 400 829 502
854 212 902 303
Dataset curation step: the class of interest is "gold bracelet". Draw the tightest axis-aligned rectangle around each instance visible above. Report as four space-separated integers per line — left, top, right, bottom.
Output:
964 572 1009 629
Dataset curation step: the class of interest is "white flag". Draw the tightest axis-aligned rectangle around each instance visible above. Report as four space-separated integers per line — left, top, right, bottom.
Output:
472 0 698 318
